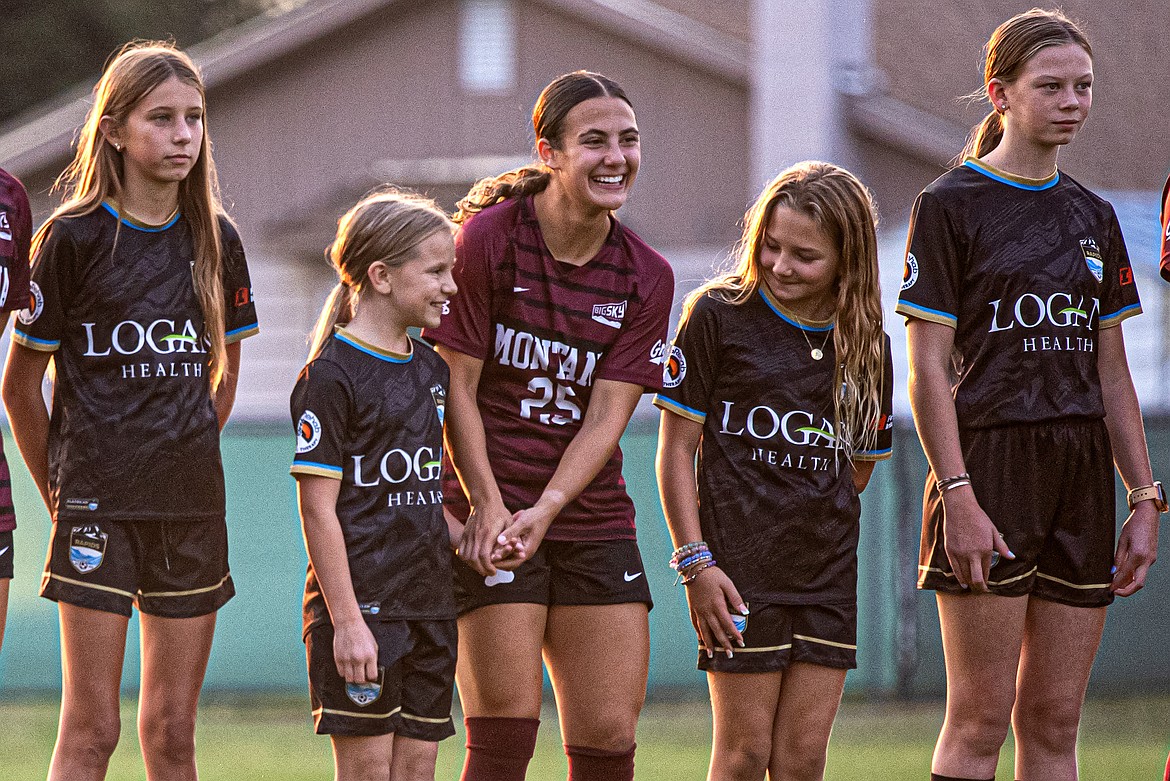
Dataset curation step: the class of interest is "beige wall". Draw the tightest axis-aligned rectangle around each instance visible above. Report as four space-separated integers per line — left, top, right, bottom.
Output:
872 0 1170 190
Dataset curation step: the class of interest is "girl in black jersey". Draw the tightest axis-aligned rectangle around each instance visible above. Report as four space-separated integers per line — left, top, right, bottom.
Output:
1 43 258 780
896 11 1160 781
423 72 673 781
656 162 891 781
290 189 460 781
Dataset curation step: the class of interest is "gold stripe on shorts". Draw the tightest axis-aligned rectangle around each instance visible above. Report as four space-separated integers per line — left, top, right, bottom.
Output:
140 572 232 598
699 643 793 653
1036 572 1111 590
793 633 857 650
918 564 1039 587
43 571 136 599
313 705 402 720
401 712 451 724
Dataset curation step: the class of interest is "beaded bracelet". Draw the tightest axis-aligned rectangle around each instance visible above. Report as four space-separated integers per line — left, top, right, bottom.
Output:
669 541 709 571
674 551 712 572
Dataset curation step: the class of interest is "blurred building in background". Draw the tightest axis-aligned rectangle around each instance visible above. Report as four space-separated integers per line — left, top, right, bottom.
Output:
2 0 1167 418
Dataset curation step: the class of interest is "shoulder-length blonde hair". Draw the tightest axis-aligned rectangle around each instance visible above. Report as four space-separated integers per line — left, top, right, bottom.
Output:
33 41 232 388
683 161 885 457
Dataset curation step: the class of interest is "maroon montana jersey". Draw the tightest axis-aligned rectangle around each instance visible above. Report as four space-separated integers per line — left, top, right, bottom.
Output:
0 168 32 533
423 196 674 541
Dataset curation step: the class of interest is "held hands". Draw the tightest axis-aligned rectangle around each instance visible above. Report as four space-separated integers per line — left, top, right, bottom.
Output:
489 501 559 571
1112 502 1159 597
941 487 1014 592
684 565 748 659
333 619 379 684
457 503 514 576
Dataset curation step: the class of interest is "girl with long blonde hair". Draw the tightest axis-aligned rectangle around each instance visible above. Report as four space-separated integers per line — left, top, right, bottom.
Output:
656 161 891 781
1 41 258 780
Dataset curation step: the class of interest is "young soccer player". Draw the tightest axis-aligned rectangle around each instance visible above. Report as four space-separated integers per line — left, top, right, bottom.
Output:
655 161 892 781
896 10 1161 781
1 42 258 780
290 189 460 781
422 71 674 781
0 167 32 657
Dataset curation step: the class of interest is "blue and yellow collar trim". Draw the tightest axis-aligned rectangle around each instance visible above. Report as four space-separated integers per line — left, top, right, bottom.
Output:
963 157 1059 191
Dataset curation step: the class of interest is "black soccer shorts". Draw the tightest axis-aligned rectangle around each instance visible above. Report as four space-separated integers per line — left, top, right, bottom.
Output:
453 538 653 615
698 600 857 673
40 518 234 617
305 618 457 740
918 418 1116 607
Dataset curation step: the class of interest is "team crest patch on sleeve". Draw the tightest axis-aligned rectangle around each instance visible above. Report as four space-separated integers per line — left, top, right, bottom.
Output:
591 300 627 328
345 667 385 707
901 253 919 291
296 410 322 453
430 384 446 424
662 345 687 388
1080 238 1103 282
18 281 43 326
69 525 107 573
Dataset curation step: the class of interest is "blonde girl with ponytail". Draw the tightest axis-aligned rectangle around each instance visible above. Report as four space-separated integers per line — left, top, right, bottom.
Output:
1 41 259 780
290 188 461 780
656 160 892 781
897 9 1159 781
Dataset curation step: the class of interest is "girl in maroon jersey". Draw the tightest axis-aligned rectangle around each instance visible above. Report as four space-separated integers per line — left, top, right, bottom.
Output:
423 71 674 781
0 167 32 657
2 42 257 780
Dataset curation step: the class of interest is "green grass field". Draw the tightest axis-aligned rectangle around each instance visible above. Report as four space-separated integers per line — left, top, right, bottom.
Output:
1 694 1166 780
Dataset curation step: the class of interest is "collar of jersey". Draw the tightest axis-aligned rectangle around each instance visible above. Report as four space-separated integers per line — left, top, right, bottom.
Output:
101 200 181 232
759 286 834 332
962 157 1059 191
334 327 413 363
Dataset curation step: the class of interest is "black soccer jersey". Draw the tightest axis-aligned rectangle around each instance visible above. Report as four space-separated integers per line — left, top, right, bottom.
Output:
13 203 259 522
290 329 455 628
896 158 1140 429
654 289 893 606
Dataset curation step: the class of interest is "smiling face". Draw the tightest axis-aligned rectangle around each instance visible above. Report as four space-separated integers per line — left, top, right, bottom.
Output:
540 96 640 215
992 42 1093 152
382 230 457 331
104 75 205 191
758 204 840 321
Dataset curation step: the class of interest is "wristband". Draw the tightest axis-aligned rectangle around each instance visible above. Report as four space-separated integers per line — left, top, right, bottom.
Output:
1127 481 1168 512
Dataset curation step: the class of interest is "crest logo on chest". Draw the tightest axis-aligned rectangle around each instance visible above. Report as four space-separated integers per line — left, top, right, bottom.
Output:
1080 238 1103 283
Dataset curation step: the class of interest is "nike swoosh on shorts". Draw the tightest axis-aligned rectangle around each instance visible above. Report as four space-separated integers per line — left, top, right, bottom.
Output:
623 571 643 582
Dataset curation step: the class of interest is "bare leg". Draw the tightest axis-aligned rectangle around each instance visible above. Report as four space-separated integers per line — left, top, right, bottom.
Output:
333 733 394 781
48 603 129 781
1012 599 1106 781
543 603 649 754
767 662 847 781
706 669 783 780
932 593 1029 779
138 611 217 781
389 735 440 781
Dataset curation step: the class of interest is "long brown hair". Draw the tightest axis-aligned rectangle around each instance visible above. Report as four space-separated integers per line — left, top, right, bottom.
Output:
961 8 1092 160
307 188 454 361
33 41 232 388
453 71 632 224
683 161 885 458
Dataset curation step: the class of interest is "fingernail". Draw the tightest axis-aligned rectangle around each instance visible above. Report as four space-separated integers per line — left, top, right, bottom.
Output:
498 534 507 544
1111 565 1118 575
707 649 713 659
738 638 745 647
726 649 733 658
1006 550 1016 559
738 605 750 615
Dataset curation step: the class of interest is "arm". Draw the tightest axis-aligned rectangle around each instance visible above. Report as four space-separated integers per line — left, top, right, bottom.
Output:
1 344 53 512
435 345 513 576
213 341 241 431
296 475 378 684
906 319 1012 591
495 378 643 563
1098 325 1158 596
853 461 876 494
656 408 745 656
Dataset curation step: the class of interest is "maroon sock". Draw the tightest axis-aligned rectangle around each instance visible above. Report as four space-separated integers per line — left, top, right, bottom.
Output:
461 716 539 781
565 743 636 781
930 774 994 781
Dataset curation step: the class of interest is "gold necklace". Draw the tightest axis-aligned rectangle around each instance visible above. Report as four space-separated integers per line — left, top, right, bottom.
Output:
790 312 833 360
